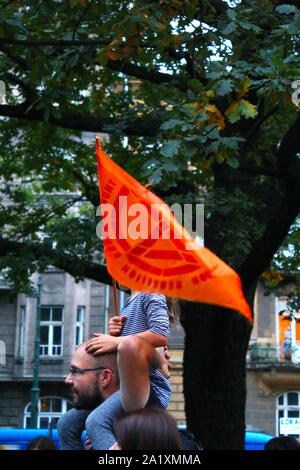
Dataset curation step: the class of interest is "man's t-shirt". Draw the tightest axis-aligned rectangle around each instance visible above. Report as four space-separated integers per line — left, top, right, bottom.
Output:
120 292 172 408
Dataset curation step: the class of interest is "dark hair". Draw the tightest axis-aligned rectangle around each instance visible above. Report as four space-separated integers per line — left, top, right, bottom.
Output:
166 297 180 324
264 436 300 450
113 407 183 450
27 436 57 450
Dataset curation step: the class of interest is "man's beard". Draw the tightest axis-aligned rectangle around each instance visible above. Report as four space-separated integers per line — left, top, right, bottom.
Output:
71 379 105 410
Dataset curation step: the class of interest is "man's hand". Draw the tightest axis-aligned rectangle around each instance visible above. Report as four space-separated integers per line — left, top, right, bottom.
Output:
109 315 126 336
85 333 121 356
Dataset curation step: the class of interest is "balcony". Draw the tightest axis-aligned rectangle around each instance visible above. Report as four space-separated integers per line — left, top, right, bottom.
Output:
247 342 300 369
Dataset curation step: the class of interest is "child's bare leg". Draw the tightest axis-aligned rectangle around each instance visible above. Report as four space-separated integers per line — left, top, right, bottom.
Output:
117 335 156 411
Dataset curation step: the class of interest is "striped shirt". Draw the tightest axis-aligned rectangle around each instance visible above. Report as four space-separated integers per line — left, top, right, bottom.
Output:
120 292 172 409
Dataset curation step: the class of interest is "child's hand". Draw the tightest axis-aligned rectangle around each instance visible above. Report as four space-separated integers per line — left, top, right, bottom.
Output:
85 334 119 356
109 315 126 336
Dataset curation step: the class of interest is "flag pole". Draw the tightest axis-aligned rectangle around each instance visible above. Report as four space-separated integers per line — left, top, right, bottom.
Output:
96 135 100 151
112 278 119 317
96 136 119 317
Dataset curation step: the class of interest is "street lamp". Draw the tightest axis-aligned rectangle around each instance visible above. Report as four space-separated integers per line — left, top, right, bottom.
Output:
29 274 42 428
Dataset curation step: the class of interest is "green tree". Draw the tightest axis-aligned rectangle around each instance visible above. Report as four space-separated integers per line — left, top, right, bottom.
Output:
0 0 299 449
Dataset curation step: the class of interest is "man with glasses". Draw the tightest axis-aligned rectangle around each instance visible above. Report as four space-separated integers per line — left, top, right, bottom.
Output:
58 341 200 451
57 343 120 449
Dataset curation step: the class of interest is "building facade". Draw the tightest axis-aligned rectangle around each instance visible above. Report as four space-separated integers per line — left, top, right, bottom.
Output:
246 280 300 438
0 267 185 429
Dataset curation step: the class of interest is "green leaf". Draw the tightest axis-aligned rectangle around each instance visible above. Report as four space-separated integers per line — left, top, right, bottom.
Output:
215 79 234 97
160 119 183 131
69 0 79 8
282 15 300 34
187 79 204 92
225 101 241 124
160 140 180 158
223 22 236 35
227 157 239 169
150 167 162 185
239 21 262 33
221 136 244 150
275 5 299 15
227 9 237 20
239 99 258 119
164 161 179 172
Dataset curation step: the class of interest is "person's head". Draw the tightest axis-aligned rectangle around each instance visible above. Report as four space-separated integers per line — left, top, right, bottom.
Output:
264 436 300 450
65 343 119 410
112 407 183 450
27 436 57 450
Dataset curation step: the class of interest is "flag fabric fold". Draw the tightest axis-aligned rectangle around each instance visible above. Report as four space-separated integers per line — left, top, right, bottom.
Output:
96 138 252 323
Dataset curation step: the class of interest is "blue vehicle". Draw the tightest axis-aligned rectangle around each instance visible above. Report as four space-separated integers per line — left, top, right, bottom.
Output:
244 431 275 450
0 428 61 450
0 427 274 450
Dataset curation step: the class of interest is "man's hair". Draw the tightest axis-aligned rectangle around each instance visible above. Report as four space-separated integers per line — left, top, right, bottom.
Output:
77 343 119 384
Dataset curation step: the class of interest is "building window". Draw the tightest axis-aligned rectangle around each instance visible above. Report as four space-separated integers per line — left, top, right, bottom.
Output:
277 392 300 439
75 306 85 348
40 306 63 356
24 397 71 429
19 306 26 357
276 297 300 363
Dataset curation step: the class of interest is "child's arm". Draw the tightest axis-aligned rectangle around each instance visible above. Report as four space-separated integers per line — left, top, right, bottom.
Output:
85 329 167 356
109 315 171 377
109 315 168 347
85 313 168 356
84 315 125 355
85 333 122 355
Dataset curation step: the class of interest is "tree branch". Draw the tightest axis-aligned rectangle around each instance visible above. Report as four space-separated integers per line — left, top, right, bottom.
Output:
71 169 99 207
277 114 300 175
240 104 279 157
238 180 300 292
0 72 36 98
0 101 163 137
72 0 95 40
0 38 112 47
237 164 299 182
0 44 30 71
0 237 112 285
103 58 186 89
238 114 300 290
0 37 205 90
13 196 85 242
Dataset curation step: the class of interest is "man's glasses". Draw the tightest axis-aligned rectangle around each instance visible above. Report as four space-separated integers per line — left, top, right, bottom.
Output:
69 366 113 376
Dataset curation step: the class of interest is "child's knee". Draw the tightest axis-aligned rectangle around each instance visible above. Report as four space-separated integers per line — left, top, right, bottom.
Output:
117 335 148 359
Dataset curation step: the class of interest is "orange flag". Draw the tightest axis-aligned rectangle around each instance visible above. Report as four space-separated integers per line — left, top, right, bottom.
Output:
96 138 252 323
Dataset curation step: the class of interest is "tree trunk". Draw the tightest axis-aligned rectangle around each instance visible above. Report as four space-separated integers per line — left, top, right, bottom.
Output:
180 295 253 450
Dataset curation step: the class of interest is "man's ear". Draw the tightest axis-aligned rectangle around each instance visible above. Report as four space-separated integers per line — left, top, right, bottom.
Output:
98 368 113 389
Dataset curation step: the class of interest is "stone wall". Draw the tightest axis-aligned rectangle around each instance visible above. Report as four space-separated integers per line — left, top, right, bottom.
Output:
246 372 276 435
167 348 186 426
